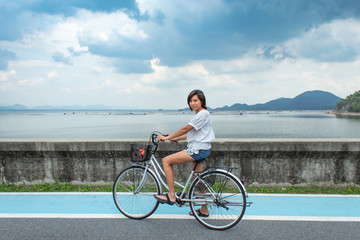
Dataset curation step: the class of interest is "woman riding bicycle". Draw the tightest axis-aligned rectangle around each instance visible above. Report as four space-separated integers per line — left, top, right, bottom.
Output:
154 89 215 217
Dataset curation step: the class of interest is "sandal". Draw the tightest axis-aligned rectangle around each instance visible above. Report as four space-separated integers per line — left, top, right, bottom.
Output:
154 193 175 205
189 209 209 217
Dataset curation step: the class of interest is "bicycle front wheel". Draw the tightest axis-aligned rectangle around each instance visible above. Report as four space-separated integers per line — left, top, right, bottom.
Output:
113 165 160 219
189 170 246 230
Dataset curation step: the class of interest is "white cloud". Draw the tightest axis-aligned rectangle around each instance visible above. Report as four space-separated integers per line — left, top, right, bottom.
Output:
0 67 46 90
47 70 58 78
75 9 149 45
0 70 16 89
18 77 45 87
286 18 360 62
1 2 360 108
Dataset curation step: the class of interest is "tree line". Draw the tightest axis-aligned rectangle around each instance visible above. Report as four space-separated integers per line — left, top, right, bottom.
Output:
335 90 360 113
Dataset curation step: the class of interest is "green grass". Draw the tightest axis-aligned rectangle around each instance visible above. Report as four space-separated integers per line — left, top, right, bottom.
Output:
0 182 113 192
1 182 360 194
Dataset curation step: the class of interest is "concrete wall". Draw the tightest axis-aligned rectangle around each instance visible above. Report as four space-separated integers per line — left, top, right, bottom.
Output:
0 139 360 187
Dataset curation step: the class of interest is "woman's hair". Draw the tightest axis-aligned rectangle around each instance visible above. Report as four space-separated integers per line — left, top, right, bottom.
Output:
187 89 207 110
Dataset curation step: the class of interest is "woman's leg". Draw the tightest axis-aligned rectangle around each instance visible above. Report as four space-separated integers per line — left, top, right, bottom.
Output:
192 162 209 215
155 150 194 203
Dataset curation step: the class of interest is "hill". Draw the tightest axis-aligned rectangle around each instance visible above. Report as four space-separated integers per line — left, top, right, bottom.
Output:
0 104 132 111
216 90 342 111
334 90 360 113
1 90 343 111
0 104 27 110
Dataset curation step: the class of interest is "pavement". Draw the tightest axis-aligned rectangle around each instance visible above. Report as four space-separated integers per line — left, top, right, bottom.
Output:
1 193 360 222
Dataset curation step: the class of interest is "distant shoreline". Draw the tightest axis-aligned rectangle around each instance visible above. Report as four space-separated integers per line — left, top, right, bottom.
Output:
331 111 360 117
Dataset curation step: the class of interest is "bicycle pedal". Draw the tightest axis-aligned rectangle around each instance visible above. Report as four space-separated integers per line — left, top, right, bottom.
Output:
175 192 189 206
176 192 188 198
175 199 184 206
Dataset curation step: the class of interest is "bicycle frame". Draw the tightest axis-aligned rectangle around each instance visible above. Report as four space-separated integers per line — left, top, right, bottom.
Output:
133 151 249 205
133 153 189 197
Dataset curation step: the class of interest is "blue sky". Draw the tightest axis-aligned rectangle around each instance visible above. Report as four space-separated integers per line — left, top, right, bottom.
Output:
0 0 360 109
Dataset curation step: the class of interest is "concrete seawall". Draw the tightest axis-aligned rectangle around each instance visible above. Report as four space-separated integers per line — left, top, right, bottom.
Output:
1 139 360 187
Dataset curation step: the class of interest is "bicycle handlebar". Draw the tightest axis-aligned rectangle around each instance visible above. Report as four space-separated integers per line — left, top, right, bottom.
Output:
151 132 159 145
149 131 169 145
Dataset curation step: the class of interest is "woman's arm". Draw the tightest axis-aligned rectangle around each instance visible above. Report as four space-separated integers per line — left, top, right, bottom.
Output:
158 124 193 142
171 134 187 142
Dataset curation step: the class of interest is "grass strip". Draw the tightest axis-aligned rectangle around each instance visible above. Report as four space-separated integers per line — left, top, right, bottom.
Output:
0 182 360 194
0 182 113 192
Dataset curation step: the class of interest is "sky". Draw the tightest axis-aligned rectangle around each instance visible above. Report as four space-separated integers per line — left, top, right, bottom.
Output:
0 0 360 109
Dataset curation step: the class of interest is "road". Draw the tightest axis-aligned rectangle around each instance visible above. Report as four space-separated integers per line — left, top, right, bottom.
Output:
0 193 360 239
1 218 360 240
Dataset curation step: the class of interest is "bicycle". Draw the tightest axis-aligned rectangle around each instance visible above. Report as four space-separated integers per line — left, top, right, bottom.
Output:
112 131 252 230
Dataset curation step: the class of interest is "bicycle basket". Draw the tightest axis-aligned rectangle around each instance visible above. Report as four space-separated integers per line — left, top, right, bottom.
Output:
130 144 152 162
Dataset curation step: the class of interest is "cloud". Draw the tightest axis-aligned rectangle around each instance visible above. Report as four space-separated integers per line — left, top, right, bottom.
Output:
0 0 140 41
52 51 73 65
26 0 139 16
0 70 17 90
0 48 16 70
257 45 296 61
3 0 360 69
113 58 153 74
1 0 360 108
78 0 360 68
47 70 59 79
287 18 360 62
67 46 87 56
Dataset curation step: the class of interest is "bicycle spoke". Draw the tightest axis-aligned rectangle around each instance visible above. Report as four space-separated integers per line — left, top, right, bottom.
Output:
113 166 160 219
189 171 246 230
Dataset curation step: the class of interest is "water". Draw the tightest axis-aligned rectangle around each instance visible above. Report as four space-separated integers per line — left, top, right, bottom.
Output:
0 110 360 139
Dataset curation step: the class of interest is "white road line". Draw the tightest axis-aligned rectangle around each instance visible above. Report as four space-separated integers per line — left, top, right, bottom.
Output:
1 214 360 222
0 192 112 195
1 192 360 198
243 215 360 222
248 193 360 198
0 214 125 219
1 192 360 199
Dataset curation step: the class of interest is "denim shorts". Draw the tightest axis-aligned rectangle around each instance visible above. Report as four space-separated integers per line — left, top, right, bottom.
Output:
186 149 211 162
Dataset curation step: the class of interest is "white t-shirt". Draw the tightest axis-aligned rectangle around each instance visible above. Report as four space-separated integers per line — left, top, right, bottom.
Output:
187 109 215 151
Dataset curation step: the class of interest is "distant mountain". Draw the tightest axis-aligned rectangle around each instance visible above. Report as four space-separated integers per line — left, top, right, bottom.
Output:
216 90 342 111
1 90 343 111
0 104 27 110
32 104 131 110
0 104 133 111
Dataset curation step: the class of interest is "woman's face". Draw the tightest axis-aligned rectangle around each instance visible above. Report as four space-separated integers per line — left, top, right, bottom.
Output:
189 94 203 112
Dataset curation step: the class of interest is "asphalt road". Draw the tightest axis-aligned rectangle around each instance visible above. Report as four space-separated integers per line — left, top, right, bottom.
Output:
1 218 359 240
1 193 360 239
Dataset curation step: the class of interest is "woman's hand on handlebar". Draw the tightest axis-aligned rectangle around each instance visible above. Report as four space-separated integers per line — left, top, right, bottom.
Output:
157 134 178 143
157 134 177 143
151 132 171 144
157 135 167 142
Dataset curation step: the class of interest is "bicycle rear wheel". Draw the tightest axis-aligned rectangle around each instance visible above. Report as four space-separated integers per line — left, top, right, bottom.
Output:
189 170 246 230
113 165 160 219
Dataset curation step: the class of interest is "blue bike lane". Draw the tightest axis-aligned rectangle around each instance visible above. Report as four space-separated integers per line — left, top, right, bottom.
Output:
0 193 360 221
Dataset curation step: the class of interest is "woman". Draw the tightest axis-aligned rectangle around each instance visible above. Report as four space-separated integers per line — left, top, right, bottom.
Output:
154 89 215 217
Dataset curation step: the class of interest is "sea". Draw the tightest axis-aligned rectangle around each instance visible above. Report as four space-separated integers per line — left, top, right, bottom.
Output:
0 110 360 139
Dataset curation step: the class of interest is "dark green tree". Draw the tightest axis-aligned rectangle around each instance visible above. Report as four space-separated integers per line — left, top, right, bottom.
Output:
335 90 360 113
